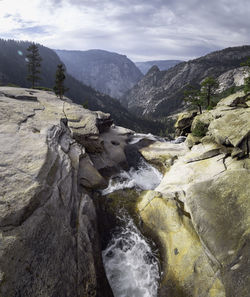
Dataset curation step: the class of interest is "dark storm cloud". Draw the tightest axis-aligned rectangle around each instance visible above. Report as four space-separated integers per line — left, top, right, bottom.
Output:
44 0 250 60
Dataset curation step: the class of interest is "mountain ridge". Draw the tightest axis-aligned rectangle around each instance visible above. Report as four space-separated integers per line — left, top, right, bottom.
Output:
55 49 143 99
123 45 250 117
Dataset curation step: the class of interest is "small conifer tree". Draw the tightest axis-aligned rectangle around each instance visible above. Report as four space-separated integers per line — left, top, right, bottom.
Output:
183 85 203 114
241 58 250 94
200 76 218 108
54 64 68 99
26 43 42 88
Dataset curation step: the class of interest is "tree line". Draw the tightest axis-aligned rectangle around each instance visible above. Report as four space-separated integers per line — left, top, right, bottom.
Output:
26 43 68 99
24 43 250 108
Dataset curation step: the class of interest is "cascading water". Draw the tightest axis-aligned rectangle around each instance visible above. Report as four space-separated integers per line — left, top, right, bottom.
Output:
101 155 163 297
101 158 162 195
102 214 159 297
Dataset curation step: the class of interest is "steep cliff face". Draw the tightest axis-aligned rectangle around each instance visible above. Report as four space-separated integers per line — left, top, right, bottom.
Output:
216 66 249 93
0 87 134 297
139 91 250 297
56 49 143 99
123 45 250 117
0 39 156 134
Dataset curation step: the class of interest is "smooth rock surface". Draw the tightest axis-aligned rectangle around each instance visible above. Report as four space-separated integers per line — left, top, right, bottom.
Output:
0 87 113 297
138 94 250 297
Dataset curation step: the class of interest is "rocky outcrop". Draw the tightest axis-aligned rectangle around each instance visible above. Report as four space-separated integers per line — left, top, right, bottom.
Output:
0 87 134 297
56 49 143 99
123 45 250 117
138 91 250 297
174 110 197 136
1 86 250 297
216 66 249 93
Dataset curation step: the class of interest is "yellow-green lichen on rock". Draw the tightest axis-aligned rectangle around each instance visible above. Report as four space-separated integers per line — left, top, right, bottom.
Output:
135 91 250 296
139 141 188 173
137 190 225 297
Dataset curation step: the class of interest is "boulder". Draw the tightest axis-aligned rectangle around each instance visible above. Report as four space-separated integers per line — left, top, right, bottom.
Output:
89 125 132 177
139 141 188 173
137 140 250 296
191 91 250 157
137 190 225 297
175 110 197 136
0 87 113 297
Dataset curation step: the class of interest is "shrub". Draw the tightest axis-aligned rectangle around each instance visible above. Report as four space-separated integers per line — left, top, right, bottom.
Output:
6 83 20 87
192 120 208 137
34 86 53 91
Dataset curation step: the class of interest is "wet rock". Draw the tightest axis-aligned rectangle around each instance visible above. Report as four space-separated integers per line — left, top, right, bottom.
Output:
139 141 188 173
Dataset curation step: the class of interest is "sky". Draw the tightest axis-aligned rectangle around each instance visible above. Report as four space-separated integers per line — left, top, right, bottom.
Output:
0 0 250 61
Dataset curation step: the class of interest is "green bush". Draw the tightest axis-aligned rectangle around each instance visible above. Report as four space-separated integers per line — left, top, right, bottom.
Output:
6 83 20 87
192 120 208 137
34 86 53 91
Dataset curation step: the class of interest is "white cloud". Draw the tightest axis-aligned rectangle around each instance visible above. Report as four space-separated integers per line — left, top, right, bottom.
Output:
0 0 250 61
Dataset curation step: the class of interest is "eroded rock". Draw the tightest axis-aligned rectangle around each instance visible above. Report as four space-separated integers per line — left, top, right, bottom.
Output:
138 95 250 296
0 87 113 297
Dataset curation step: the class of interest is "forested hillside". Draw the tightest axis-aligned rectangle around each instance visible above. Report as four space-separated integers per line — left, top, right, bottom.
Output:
0 39 165 134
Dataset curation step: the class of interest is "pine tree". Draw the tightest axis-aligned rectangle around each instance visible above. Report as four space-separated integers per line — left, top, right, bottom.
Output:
26 43 42 88
241 58 250 94
54 64 68 99
200 77 218 108
183 85 203 114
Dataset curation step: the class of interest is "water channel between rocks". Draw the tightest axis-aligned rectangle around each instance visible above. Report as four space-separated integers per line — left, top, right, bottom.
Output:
101 155 163 297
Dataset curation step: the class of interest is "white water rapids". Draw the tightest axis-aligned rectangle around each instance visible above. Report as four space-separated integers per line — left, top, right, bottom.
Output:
102 214 159 297
101 157 162 297
101 158 162 195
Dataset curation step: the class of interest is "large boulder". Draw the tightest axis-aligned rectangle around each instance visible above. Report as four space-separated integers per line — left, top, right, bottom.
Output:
191 91 250 157
175 110 197 136
0 87 113 297
138 93 250 297
137 190 225 297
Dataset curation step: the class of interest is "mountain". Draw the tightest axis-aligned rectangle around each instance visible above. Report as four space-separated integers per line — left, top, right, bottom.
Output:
55 49 143 99
123 45 250 117
0 39 164 134
135 60 182 74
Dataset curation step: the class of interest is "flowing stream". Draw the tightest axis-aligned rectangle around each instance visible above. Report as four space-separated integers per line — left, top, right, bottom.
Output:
101 156 162 297
102 214 159 297
101 158 162 196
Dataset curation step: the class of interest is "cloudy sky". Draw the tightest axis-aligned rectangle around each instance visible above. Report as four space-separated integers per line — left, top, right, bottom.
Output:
0 0 250 61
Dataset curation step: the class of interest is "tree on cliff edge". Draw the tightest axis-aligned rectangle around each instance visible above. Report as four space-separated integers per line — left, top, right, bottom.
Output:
54 64 68 99
241 58 250 94
200 77 218 108
183 85 203 114
26 43 42 88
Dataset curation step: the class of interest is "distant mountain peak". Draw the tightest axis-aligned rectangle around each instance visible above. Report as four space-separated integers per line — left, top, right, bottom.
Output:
146 65 160 75
135 60 183 74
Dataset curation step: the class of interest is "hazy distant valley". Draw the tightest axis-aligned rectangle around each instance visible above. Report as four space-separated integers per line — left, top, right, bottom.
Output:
1 39 250 137
55 49 143 99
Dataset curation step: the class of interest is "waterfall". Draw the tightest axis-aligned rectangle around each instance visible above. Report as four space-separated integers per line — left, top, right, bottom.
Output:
102 213 159 297
101 155 162 297
101 158 162 195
